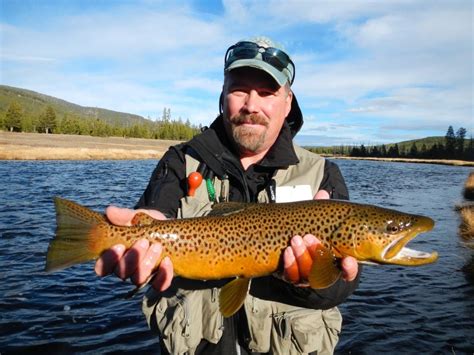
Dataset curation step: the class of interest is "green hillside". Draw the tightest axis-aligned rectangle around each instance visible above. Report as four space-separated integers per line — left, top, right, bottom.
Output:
0 85 199 140
387 136 445 150
0 85 147 127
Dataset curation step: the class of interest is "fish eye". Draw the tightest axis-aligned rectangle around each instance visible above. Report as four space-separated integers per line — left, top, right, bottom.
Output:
386 223 400 233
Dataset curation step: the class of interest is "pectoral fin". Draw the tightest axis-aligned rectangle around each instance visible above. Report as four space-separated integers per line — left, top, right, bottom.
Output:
219 278 251 317
308 245 341 289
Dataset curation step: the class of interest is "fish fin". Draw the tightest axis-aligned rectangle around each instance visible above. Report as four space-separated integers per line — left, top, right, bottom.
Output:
131 212 157 226
208 202 258 217
219 278 251 317
308 245 342 289
45 197 109 272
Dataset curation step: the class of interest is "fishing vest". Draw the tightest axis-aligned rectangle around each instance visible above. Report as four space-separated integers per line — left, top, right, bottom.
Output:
142 145 342 355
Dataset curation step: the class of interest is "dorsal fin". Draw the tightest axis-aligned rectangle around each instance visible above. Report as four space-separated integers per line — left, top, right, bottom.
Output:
208 202 258 217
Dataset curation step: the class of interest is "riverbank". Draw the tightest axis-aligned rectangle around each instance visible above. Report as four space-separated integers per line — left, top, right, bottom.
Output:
0 132 178 160
326 155 474 167
1 132 473 165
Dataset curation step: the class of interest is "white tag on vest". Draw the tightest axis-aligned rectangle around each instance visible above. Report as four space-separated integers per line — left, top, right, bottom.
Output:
275 185 313 203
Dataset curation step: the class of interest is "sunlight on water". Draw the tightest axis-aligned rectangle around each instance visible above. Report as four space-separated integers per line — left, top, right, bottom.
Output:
0 159 472 353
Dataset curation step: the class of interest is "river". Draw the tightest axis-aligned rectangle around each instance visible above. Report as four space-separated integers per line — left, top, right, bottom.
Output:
0 159 472 354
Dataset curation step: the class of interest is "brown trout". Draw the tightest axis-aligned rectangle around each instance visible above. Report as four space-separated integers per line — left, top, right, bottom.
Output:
46 197 437 317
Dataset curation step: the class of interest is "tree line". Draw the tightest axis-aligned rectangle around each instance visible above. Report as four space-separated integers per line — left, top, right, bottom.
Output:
306 126 473 161
347 126 473 161
1 101 200 140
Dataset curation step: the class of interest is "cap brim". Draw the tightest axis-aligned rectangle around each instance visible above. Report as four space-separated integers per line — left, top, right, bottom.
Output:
225 59 288 87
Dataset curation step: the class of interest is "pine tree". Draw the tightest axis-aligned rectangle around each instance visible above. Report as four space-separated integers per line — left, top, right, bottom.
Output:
445 126 456 158
455 127 467 156
39 106 57 133
4 102 23 132
409 142 418 158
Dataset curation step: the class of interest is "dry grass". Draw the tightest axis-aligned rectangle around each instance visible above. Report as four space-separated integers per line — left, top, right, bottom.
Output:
459 206 474 248
463 172 474 200
330 155 474 167
0 132 179 160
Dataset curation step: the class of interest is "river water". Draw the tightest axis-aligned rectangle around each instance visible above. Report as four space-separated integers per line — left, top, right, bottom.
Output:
0 159 472 354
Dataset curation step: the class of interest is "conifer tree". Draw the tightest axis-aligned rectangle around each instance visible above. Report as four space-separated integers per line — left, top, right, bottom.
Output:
4 102 23 132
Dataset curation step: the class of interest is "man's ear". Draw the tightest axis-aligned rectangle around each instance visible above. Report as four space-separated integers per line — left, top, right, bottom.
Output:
285 90 293 117
219 91 224 115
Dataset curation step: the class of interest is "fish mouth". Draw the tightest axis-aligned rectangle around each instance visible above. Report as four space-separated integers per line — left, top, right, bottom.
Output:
381 216 438 266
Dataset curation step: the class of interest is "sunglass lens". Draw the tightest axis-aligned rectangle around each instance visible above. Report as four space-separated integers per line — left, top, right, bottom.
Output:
230 43 258 61
262 49 289 71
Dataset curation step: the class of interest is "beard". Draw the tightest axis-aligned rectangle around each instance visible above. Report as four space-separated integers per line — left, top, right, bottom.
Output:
228 113 269 153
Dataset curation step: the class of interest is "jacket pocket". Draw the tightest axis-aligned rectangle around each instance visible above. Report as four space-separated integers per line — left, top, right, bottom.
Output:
143 288 223 355
274 307 342 355
244 296 342 355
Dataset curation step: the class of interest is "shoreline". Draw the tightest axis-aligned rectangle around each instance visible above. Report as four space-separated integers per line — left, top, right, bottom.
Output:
0 132 178 160
1 132 473 166
325 155 474 167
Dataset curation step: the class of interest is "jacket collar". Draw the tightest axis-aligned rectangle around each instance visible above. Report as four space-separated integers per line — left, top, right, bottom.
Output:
186 115 299 173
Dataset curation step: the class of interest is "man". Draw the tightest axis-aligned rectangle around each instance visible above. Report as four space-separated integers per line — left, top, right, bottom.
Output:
96 37 360 354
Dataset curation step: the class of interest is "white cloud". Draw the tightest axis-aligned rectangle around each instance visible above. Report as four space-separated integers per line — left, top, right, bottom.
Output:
1 0 472 145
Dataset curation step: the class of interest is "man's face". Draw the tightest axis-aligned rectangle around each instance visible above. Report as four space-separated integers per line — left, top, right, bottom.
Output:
222 67 293 156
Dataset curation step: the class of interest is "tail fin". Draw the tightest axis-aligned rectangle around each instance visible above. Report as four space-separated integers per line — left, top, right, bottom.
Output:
45 197 109 272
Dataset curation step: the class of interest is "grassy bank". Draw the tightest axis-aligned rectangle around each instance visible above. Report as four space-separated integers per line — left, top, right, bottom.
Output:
0 132 178 160
326 155 474 167
1 131 474 165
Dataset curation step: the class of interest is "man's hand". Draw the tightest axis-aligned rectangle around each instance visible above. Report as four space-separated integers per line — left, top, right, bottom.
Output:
281 189 359 286
283 234 358 286
94 206 174 292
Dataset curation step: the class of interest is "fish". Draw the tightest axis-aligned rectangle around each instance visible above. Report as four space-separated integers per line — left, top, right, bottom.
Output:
45 197 438 317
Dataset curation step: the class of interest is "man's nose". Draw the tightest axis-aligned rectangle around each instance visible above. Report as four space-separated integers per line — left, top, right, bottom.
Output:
242 90 260 114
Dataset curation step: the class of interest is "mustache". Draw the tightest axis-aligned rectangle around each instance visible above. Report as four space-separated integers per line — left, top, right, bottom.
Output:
229 114 268 127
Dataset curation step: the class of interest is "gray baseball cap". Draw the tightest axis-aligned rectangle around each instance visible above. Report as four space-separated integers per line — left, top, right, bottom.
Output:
224 36 295 86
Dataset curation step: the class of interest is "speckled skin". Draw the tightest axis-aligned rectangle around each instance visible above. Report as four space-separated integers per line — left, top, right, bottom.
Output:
91 199 435 280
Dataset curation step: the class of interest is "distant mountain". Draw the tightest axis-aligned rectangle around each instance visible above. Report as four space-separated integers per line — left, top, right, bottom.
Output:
0 85 149 127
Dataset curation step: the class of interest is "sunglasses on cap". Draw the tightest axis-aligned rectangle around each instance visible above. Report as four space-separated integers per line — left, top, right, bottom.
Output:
224 41 295 85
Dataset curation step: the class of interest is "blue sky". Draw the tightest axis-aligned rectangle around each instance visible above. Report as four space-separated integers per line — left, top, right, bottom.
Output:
1 0 472 146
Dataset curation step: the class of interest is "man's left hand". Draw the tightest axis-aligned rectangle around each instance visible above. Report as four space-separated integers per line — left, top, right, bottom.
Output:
282 234 358 286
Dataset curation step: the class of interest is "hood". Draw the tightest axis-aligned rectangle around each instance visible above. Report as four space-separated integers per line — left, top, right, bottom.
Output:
287 94 303 137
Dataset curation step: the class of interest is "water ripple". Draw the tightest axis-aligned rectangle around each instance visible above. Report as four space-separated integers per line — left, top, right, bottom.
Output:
1 160 473 353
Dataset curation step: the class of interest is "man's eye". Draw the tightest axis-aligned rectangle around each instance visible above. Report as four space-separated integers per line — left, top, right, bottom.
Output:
258 89 275 97
230 88 247 95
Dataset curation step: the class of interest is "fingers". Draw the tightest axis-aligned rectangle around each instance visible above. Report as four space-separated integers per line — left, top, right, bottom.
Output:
98 206 171 292
130 243 163 285
314 189 330 200
283 234 322 284
151 257 174 292
115 239 150 280
291 235 313 280
302 234 321 259
106 206 137 226
95 238 173 292
95 244 126 276
105 206 167 227
341 256 358 282
283 247 300 283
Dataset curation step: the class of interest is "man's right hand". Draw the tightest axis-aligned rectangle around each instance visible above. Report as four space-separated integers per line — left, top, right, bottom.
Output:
94 206 174 292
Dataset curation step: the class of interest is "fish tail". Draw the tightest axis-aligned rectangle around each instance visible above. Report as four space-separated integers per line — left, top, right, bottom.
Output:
45 197 110 272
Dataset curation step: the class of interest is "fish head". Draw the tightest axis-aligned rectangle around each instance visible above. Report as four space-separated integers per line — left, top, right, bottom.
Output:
333 205 437 266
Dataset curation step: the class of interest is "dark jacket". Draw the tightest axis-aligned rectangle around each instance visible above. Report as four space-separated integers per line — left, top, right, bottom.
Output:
136 98 360 354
